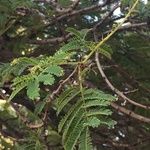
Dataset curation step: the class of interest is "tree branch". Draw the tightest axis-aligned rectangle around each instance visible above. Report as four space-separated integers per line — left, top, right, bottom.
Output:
29 33 72 45
47 0 108 26
36 0 80 13
111 102 150 123
95 52 150 109
102 22 148 36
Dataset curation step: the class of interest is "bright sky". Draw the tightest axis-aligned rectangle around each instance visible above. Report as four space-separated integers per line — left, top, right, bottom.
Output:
113 0 148 16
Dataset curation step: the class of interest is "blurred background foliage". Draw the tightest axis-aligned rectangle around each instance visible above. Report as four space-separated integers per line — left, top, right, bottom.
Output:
0 0 150 149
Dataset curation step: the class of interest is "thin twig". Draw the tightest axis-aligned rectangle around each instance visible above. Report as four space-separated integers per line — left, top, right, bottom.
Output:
95 52 150 109
93 3 119 30
109 59 150 94
43 66 78 120
83 0 139 63
46 1 108 27
51 66 78 99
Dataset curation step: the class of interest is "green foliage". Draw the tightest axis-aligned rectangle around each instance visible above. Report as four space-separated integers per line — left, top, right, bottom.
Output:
64 27 113 59
0 0 33 35
0 27 113 101
79 128 93 150
0 0 149 148
97 43 113 59
7 49 75 100
14 130 47 150
0 99 17 117
34 100 46 115
121 0 150 20
66 27 90 40
56 87 116 150
0 26 116 149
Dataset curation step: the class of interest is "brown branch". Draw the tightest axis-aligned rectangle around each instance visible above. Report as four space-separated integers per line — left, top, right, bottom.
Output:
117 22 148 31
47 1 108 26
70 0 80 10
95 52 150 109
56 0 80 13
38 0 80 13
84 80 150 123
29 33 72 45
111 102 150 123
29 3 117 45
93 3 119 30
29 3 147 45
123 89 138 94
102 22 148 36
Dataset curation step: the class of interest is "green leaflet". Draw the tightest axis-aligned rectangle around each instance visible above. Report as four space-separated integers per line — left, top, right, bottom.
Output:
11 57 39 66
27 79 40 100
34 101 46 115
64 120 84 150
84 117 116 129
62 109 85 144
92 42 113 59
9 83 27 101
43 65 63 77
79 127 93 150
38 74 55 85
97 48 112 59
66 27 83 39
8 75 33 101
56 87 116 150
58 100 83 133
60 39 83 51
62 108 84 143
66 27 90 40
83 117 101 128
83 99 110 108
83 88 115 101
56 87 77 108
96 117 117 129
86 108 112 117
53 49 76 63
57 89 80 115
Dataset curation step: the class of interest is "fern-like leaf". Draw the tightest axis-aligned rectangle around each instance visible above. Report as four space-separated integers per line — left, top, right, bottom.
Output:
56 87 80 115
86 108 112 117
62 107 84 144
79 127 93 150
58 100 82 133
98 48 112 59
38 74 55 85
43 65 63 77
56 87 116 150
84 117 101 128
64 120 84 150
60 38 83 51
66 27 89 40
8 49 75 100
66 27 83 39
9 74 34 100
83 99 110 108
27 79 40 100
